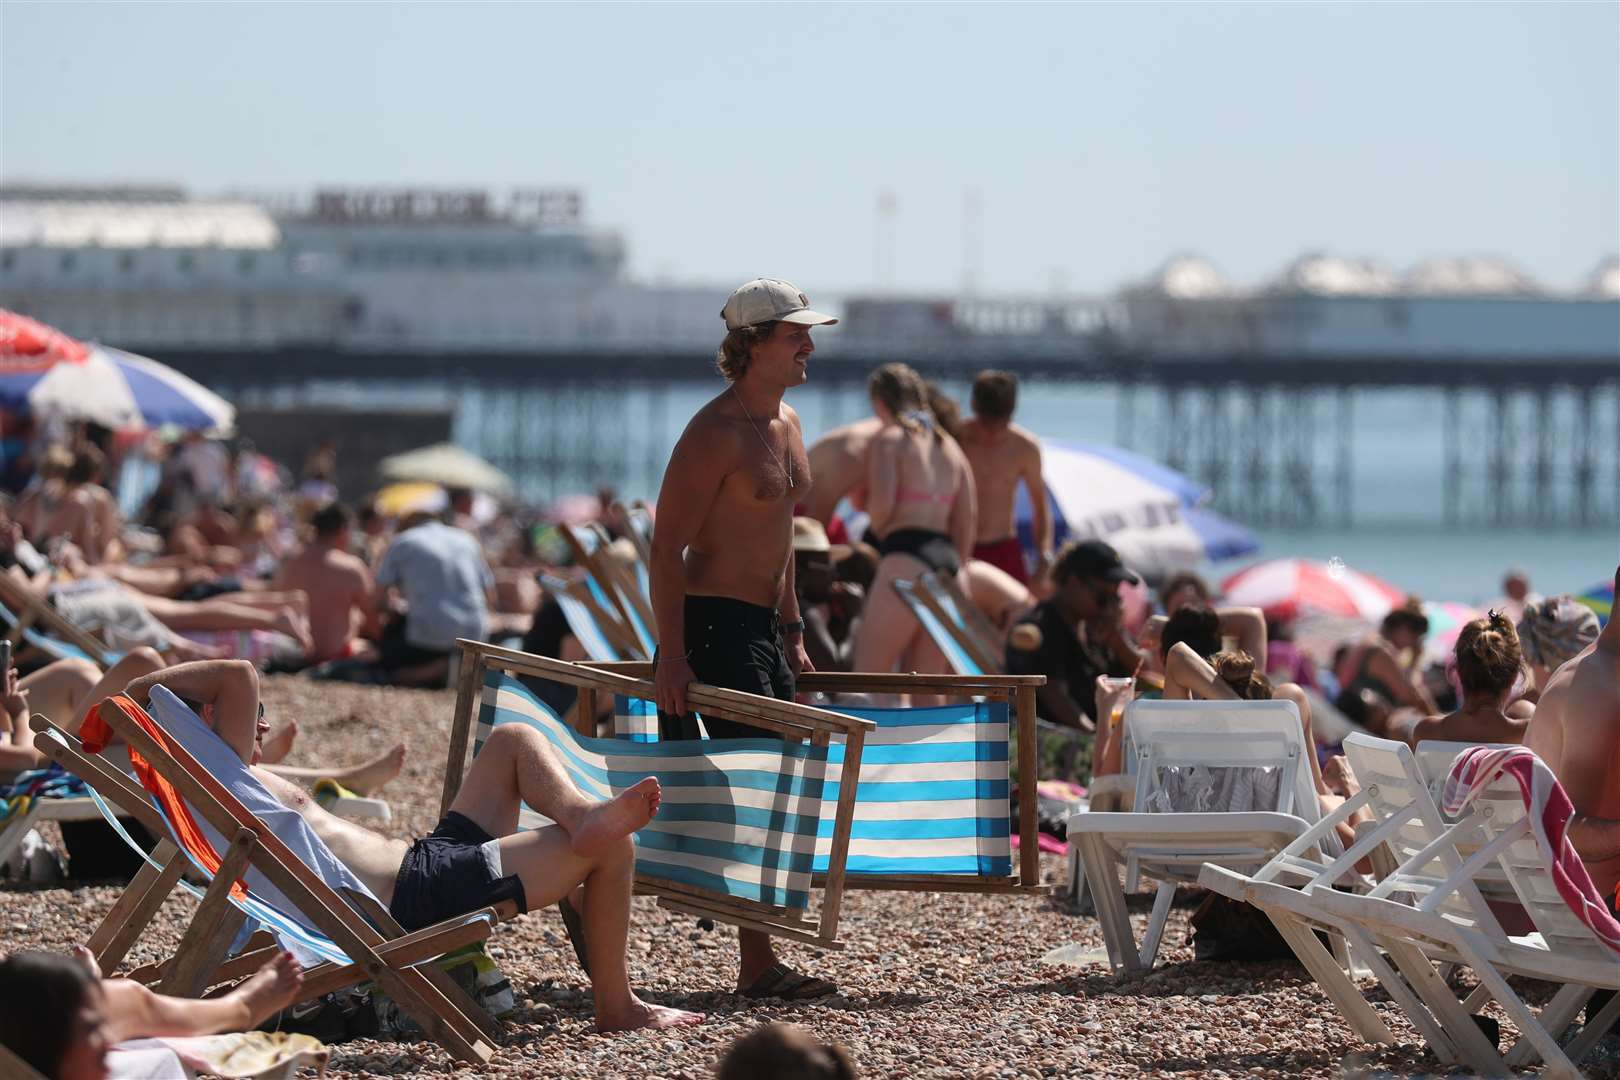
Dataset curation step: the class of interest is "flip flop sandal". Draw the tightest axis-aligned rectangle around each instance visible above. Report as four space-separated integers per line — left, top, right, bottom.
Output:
558 896 590 977
740 962 837 1001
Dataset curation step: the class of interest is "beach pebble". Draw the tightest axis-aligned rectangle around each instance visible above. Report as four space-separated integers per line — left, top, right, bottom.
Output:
0 675 1550 1080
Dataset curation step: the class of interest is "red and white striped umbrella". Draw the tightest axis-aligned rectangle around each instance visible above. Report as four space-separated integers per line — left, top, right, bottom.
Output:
1220 558 1406 622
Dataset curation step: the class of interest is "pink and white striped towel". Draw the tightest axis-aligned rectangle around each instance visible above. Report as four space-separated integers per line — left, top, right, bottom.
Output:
1441 744 1620 956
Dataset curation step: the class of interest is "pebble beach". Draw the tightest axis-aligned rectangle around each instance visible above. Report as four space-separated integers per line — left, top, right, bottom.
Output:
6 676 1614 1079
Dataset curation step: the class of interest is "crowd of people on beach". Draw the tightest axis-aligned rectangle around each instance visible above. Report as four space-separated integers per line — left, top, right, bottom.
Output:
1 276 1615 1078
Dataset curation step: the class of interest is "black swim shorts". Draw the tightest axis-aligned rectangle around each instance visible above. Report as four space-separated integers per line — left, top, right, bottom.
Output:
657 594 793 742
388 811 528 932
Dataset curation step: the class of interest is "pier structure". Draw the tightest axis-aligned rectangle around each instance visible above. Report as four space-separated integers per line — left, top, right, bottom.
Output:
170 344 1618 529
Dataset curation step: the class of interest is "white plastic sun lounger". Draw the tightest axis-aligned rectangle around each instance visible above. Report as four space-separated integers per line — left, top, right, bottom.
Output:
1307 743 1620 1080
1198 732 1500 1067
1067 698 1330 972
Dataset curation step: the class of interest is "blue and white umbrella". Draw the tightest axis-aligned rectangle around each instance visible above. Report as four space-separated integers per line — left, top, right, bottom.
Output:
1 344 234 433
1015 440 1259 578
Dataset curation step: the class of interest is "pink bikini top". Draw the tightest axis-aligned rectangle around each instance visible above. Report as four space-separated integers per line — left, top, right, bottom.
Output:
895 488 957 505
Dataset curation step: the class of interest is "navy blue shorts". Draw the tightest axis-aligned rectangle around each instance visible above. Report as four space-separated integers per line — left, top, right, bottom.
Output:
388 812 527 932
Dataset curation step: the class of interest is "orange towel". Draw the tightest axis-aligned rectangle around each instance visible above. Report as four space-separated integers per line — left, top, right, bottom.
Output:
80 695 248 901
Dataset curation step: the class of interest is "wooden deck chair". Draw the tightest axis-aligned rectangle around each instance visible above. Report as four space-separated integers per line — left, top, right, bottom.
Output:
1067 698 1331 972
558 523 656 656
30 695 515 1064
0 573 114 666
0 1042 46 1079
1304 739 1620 1080
919 571 1005 668
892 578 992 677
595 665 1049 895
441 641 876 948
539 572 646 663
622 500 655 568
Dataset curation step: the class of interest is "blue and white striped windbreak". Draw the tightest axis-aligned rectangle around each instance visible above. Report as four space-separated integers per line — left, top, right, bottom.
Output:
615 696 1012 878
478 673 827 910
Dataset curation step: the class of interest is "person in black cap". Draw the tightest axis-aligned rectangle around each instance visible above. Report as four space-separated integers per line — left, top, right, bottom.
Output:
1004 538 1145 730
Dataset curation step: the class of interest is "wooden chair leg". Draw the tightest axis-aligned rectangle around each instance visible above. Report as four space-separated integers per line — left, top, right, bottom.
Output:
159 830 256 997
0 803 42 870
89 839 187 972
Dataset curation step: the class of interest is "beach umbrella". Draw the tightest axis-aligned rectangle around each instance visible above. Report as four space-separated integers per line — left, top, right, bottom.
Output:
0 310 235 432
1015 440 1259 579
1577 579 1613 627
1219 558 1405 622
378 442 512 498
1422 600 1485 662
374 482 448 518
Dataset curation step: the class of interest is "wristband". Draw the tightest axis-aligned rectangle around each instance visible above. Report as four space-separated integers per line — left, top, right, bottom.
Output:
780 619 806 637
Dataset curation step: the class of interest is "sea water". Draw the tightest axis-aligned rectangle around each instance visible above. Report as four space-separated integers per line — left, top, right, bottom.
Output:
235 375 1619 605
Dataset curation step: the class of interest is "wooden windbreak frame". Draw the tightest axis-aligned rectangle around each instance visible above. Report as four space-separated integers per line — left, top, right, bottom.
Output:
0 571 114 666
30 708 515 1064
442 640 876 949
581 663 1049 896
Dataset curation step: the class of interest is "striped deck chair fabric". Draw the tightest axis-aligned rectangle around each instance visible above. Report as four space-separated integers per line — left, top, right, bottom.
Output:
565 524 656 656
892 578 985 677
479 672 827 911
613 696 1012 878
539 572 633 662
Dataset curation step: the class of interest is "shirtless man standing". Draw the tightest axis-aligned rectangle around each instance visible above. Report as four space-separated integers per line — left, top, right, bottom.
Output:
650 277 838 1001
1525 565 1620 904
958 371 1050 588
273 503 377 664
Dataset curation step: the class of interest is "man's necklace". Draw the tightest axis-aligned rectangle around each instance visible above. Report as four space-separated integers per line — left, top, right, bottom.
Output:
731 384 792 486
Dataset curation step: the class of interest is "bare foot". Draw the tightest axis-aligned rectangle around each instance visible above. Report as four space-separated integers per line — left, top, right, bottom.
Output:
273 608 314 656
169 636 230 662
72 944 103 979
596 997 704 1032
259 719 298 765
228 951 305 1029
335 742 407 795
571 777 660 857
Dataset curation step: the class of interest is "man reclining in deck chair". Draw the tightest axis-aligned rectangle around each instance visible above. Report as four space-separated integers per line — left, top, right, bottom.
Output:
121 659 704 1033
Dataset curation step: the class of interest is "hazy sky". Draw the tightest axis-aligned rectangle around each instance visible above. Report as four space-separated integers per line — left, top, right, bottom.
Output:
3 2 1616 296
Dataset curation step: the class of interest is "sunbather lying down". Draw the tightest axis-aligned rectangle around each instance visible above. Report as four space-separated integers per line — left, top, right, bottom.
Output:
0 946 304 1080
130 660 703 1034
2 653 405 803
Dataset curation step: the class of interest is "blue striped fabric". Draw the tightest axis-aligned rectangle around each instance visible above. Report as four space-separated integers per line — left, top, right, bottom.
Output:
892 579 984 677
479 674 826 910
569 525 656 655
538 573 625 662
614 696 1012 878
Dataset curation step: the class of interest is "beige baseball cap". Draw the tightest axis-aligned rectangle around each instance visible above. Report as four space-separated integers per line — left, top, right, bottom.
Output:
722 278 839 331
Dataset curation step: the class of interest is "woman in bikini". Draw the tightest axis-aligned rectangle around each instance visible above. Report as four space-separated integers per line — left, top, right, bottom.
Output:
1332 597 1437 736
1401 610 1533 746
850 364 976 681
